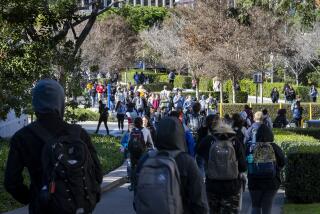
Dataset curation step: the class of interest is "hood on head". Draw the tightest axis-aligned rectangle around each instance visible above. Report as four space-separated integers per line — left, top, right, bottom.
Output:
256 124 274 142
32 79 65 118
155 117 187 152
214 122 236 135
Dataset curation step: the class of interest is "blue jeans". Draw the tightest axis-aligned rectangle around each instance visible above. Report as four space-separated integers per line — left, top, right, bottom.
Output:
250 190 277 214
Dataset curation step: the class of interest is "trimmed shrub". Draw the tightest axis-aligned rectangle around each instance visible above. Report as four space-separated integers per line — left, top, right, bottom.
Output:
286 145 320 203
143 82 174 92
121 69 165 83
199 78 213 91
228 91 248 103
218 103 320 121
274 128 320 141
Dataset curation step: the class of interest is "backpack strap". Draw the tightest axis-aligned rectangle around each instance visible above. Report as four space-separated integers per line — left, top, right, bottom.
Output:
28 122 56 145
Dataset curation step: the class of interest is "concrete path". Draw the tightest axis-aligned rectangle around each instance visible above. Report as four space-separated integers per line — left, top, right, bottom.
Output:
94 184 135 214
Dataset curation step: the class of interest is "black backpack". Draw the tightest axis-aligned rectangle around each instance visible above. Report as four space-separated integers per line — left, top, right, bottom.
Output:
29 122 100 214
128 128 146 159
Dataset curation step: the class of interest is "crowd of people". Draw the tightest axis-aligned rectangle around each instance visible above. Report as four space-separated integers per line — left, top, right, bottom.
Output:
117 103 286 214
5 77 290 214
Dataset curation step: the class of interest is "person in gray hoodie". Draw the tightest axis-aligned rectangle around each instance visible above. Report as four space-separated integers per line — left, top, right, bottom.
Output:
135 117 209 214
4 79 102 214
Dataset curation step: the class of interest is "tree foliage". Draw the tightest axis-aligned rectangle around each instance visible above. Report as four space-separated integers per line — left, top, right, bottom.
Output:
99 4 168 32
0 0 120 119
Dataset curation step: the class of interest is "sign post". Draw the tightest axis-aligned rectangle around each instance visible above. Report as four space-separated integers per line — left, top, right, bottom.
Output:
253 72 263 104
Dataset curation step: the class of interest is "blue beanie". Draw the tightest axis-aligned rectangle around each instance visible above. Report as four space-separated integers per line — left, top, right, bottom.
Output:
32 79 65 118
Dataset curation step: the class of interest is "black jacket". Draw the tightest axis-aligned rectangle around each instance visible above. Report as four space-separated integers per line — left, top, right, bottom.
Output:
154 117 209 214
4 115 103 214
248 143 285 191
197 135 247 196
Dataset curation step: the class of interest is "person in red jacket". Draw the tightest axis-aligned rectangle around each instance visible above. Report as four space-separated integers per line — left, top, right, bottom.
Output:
96 83 105 101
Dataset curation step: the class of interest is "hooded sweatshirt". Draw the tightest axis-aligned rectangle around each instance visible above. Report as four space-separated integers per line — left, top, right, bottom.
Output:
155 117 209 214
4 79 102 214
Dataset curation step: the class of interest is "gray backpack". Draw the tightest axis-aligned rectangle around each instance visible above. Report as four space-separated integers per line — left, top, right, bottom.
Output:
207 139 239 180
134 150 183 214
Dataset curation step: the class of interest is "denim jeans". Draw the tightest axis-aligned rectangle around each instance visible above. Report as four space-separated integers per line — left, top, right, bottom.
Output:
250 190 277 214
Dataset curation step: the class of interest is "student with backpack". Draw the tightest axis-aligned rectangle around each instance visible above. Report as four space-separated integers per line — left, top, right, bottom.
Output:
247 124 285 214
197 122 247 214
95 100 109 135
186 102 204 142
134 117 209 214
128 117 150 191
4 79 103 214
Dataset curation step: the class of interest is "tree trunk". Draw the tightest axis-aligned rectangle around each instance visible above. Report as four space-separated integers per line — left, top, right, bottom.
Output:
196 78 200 100
220 81 223 117
232 76 236 104
295 73 299 86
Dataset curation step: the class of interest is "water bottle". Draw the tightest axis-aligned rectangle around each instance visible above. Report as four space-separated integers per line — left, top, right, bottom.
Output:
247 154 254 164
247 154 254 174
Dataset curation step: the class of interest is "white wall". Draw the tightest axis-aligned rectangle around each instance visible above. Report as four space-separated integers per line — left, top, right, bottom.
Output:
0 110 29 138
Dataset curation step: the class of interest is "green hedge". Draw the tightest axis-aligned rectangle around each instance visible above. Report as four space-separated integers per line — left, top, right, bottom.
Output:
218 103 320 121
143 82 174 92
0 136 123 212
228 91 248 103
274 128 320 140
286 145 320 203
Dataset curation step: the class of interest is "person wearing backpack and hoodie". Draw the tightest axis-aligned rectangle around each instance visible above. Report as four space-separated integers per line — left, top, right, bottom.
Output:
197 122 247 214
4 79 103 214
134 117 209 214
248 124 285 214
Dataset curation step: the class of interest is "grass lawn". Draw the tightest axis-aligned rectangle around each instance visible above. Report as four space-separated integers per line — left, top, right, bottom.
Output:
283 203 320 214
0 134 123 213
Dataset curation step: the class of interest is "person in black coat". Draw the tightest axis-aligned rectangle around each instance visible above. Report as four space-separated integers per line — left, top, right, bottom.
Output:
248 124 285 214
197 122 247 214
4 79 103 214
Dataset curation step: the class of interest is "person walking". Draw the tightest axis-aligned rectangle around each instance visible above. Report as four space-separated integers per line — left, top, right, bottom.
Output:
273 109 289 128
95 100 110 135
270 87 279 103
116 101 126 133
168 70 176 85
173 90 185 110
134 117 209 214
134 71 140 85
4 79 102 214
310 85 318 102
247 124 285 214
292 101 303 127
142 115 156 144
197 122 247 214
